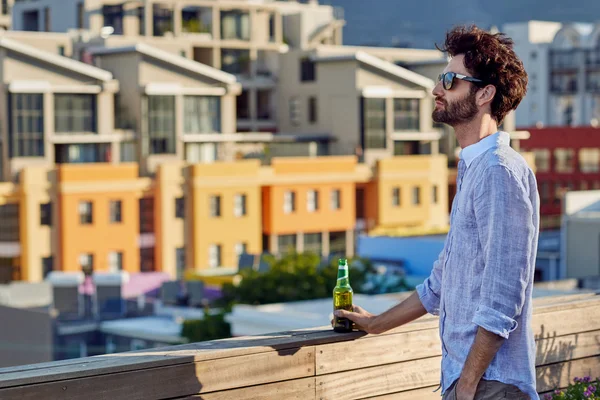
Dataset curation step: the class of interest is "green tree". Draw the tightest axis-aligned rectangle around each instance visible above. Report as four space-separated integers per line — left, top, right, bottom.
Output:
219 252 376 307
180 308 231 343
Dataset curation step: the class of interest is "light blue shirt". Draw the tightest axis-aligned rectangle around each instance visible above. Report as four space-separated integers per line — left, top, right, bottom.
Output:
416 131 540 399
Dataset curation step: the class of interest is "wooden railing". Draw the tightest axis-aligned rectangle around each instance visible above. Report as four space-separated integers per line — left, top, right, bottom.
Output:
0 293 599 400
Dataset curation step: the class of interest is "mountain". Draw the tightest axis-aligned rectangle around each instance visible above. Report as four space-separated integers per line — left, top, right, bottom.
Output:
323 0 600 49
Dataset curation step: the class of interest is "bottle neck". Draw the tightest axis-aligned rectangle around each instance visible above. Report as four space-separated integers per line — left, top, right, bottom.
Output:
336 264 350 287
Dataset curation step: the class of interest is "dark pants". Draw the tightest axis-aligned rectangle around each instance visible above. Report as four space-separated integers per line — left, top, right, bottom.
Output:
442 379 529 400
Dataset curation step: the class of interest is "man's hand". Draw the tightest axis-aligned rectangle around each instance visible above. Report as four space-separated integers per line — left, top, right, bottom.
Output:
455 378 478 400
331 305 381 334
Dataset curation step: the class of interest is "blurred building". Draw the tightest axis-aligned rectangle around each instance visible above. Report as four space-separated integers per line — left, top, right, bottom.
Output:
504 21 600 129
562 190 600 280
519 127 600 229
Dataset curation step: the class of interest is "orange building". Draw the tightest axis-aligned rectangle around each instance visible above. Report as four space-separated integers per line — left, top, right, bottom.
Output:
57 164 147 274
262 156 358 258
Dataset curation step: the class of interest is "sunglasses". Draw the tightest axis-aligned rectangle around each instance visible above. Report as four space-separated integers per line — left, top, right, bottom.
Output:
437 72 485 90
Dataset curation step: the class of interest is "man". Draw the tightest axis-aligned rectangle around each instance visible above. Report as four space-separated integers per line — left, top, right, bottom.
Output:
334 25 538 400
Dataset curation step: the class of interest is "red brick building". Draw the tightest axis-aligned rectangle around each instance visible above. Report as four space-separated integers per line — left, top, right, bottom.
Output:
520 127 600 229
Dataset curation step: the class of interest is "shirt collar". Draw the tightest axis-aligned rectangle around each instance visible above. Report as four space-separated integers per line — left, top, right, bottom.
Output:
459 131 510 168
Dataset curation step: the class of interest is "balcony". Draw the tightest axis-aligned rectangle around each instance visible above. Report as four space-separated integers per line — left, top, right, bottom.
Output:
0 293 598 399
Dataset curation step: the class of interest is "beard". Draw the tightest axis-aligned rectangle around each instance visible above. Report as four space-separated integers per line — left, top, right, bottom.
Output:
432 87 478 125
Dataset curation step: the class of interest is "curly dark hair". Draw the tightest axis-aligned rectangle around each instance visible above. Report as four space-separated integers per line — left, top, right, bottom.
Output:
436 25 528 124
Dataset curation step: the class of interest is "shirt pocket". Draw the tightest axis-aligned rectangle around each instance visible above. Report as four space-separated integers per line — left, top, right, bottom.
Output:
452 196 478 257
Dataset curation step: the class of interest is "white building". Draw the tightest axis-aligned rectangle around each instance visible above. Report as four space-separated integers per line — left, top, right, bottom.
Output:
504 21 600 129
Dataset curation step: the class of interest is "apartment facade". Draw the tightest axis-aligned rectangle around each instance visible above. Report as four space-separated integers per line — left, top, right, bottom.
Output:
0 36 125 181
504 21 600 129
520 127 600 229
90 43 243 174
12 0 344 134
2 153 449 282
278 48 440 165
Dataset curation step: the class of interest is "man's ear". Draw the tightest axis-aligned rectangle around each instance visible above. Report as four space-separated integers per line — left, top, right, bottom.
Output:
477 84 496 107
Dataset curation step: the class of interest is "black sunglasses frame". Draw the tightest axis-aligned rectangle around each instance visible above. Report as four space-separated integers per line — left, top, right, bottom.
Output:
438 72 485 90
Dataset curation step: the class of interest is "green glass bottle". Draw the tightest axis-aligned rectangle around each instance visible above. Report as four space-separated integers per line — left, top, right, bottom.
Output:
333 258 353 333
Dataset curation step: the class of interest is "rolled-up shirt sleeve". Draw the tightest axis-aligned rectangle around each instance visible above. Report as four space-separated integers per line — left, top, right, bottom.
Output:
472 165 535 339
416 247 446 316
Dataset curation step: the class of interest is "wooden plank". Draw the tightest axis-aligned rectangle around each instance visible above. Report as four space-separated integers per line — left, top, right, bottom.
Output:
359 386 440 400
533 304 600 338
0 347 315 400
536 356 600 393
536 330 600 366
316 328 441 375
316 356 442 400
176 377 315 400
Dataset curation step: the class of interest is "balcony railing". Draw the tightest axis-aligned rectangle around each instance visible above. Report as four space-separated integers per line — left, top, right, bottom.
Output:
0 293 599 399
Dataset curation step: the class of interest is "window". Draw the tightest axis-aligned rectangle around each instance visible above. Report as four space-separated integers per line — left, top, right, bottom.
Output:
42 256 53 278
148 96 175 154
40 203 51 226
234 194 246 217
284 191 296 214
412 187 421 205
0 204 19 242
58 46 65 56
108 251 123 272
432 185 438 204
257 90 272 120
139 198 154 233
554 148 574 173
55 143 110 164
304 233 322 255
176 247 185 280
175 197 184 219
220 10 250 40
331 189 341 210
307 190 319 212
9 93 44 157
236 90 250 119
102 5 124 35
79 253 94 275
393 98 420 131
300 58 316 82
44 7 51 32
392 187 400 207
235 242 247 257
209 244 221 268
109 200 122 223
289 97 300 126
140 248 155 272
210 195 221 217
278 234 296 254
77 2 84 29
221 49 251 75
184 96 221 133
363 98 386 149
329 231 346 258
308 97 317 123
79 201 92 224
579 148 600 173
152 4 173 37
54 94 96 133
532 149 550 172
